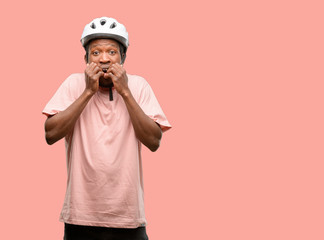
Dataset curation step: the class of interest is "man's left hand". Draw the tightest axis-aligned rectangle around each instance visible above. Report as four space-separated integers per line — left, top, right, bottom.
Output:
107 63 129 97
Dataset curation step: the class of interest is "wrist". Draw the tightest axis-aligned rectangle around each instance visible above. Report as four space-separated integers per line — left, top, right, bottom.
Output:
120 88 132 99
83 88 96 98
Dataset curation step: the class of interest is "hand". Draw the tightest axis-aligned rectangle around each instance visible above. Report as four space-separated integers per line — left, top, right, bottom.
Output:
107 63 129 96
84 62 104 94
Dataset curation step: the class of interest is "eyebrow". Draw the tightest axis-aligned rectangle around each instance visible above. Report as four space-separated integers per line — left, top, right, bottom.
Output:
90 43 118 49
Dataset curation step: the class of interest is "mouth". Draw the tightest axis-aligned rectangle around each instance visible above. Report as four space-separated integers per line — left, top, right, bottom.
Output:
101 65 110 73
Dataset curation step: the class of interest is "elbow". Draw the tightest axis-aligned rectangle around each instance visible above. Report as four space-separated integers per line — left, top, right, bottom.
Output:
45 132 56 145
45 129 59 145
148 127 163 152
140 135 161 152
44 117 54 145
149 144 159 152
46 139 55 145
148 137 161 152
44 116 60 145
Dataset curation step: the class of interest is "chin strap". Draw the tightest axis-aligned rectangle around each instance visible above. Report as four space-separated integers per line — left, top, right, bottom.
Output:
109 86 113 101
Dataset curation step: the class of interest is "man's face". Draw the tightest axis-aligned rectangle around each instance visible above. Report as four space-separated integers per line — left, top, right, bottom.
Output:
86 38 122 88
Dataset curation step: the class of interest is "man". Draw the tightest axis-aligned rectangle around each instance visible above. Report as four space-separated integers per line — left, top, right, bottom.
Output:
43 17 171 240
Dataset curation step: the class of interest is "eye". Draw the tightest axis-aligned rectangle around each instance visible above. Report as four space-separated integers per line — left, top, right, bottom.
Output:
92 50 100 55
109 50 116 55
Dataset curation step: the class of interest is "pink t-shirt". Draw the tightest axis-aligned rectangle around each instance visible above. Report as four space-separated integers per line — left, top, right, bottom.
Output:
43 73 171 228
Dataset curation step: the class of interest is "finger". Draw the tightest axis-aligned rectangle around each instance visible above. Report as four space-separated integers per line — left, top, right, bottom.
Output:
88 63 102 75
85 62 92 71
109 64 123 76
85 63 94 74
88 62 99 71
113 63 123 70
103 72 110 79
106 67 116 76
95 71 104 78
115 63 126 74
93 65 102 74
87 62 94 69
108 72 117 81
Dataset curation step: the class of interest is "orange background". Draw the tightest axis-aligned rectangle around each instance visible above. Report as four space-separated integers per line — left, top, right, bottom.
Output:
1 0 323 239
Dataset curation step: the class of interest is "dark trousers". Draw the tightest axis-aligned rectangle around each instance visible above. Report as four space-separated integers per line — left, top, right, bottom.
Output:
64 223 149 240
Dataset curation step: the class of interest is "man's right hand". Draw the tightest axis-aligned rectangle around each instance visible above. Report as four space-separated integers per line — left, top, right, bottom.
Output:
85 62 104 94
45 63 104 145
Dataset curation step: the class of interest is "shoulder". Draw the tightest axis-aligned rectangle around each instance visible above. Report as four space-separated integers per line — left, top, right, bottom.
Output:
127 74 150 101
65 73 85 84
63 73 85 88
59 73 85 96
127 73 150 90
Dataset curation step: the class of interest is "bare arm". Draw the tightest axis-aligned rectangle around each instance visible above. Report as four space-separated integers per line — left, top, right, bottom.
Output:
45 63 103 145
122 91 162 152
108 63 162 152
45 90 94 145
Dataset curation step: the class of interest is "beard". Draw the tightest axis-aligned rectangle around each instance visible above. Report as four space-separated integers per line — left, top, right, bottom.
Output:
99 76 114 88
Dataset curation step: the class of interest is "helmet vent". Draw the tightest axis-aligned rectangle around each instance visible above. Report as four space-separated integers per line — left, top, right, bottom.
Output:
100 19 106 25
90 23 96 29
110 22 117 29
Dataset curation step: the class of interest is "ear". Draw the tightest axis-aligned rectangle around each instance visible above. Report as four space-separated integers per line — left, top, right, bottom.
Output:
120 53 126 64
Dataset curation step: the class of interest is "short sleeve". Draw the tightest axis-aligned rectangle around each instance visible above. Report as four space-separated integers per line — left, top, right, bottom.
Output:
138 81 171 132
42 74 82 117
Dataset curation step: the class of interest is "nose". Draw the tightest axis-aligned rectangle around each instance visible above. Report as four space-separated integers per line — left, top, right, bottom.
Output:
100 52 111 63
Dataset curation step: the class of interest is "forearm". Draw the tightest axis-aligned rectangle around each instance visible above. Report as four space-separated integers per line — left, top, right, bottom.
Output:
45 89 94 145
107 63 162 151
122 90 162 152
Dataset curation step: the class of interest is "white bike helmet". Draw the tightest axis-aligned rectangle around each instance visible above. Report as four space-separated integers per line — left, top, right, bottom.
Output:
81 17 129 51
